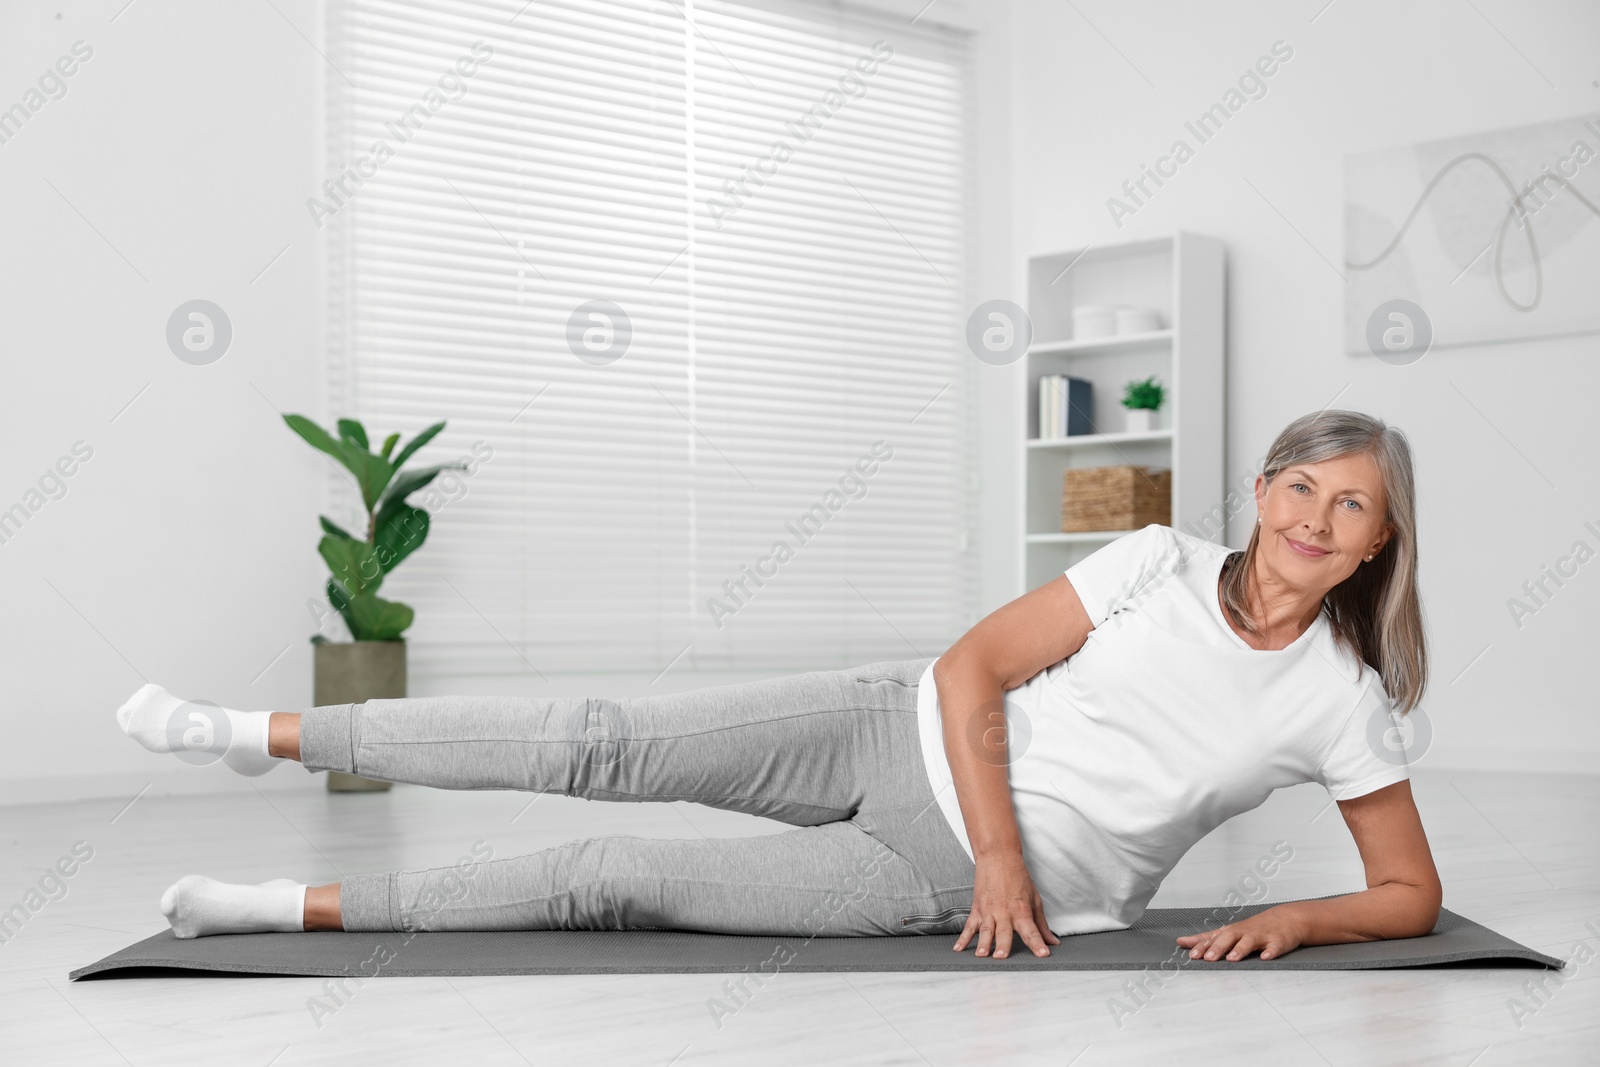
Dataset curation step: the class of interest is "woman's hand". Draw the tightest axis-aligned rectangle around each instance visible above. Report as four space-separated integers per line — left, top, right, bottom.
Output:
1176 907 1304 961
953 851 1061 958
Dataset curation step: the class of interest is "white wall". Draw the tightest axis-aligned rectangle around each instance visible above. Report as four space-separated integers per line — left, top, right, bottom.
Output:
2 0 1593 805
0 0 329 802
0 0 1019 805
1000 0 1600 771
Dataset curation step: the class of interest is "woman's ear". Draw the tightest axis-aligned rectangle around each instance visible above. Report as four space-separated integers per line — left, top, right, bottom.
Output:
1374 522 1395 555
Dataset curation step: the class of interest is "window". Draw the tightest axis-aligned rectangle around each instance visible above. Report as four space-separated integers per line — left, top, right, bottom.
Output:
324 0 976 675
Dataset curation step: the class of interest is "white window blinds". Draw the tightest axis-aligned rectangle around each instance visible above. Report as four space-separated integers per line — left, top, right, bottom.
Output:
324 0 977 676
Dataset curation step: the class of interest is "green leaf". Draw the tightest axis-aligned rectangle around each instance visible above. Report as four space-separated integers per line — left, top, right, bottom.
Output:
347 594 414 641
327 577 351 614
391 421 446 471
380 433 401 460
284 414 353 470
348 451 397 513
319 515 358 541
341 447 395 512
375 463 461 518
337 419 369 451
373 504 429 575
318 535 383 598
285 414 393 506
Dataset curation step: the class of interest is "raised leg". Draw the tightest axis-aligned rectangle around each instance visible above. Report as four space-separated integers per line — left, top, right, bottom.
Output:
296 658 937 829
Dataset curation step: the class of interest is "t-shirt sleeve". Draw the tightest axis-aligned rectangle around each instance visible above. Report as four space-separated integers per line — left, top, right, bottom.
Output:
1063 523 1181 629
1313 674 1413 801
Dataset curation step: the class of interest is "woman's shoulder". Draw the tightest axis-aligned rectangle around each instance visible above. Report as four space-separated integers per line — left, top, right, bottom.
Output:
1131 524 1233 571
1066 525 1232 626
1087 525 1234 589
1169 526 1234 558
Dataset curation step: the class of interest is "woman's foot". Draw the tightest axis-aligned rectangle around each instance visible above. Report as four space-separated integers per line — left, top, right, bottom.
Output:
160 875 307 938
116 684 289 776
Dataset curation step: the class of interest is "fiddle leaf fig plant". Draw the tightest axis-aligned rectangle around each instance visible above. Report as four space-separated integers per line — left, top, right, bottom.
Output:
283 414 466 642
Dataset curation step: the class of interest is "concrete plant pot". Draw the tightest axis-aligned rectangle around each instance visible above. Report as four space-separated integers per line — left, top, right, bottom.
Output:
314 640 406 792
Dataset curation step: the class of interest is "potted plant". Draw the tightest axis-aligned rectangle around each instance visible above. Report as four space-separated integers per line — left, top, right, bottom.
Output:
284 414 464 792
1121 375 1166 433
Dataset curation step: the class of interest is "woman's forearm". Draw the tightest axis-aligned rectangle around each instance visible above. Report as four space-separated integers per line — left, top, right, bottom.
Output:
1279 882 1442 945
932 655 1025 859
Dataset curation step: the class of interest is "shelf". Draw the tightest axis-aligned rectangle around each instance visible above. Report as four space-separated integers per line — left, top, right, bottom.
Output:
1027 429 1172 449
1020 231 1225 594
1025 530 1144 544
1027 330 1173 358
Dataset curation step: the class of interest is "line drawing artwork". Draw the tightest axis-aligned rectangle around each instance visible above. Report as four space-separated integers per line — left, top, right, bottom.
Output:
1344 112 1600 351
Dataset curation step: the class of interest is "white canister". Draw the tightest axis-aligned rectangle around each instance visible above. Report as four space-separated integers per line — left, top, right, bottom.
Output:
1114 306 1164 335
1072 304 1116 340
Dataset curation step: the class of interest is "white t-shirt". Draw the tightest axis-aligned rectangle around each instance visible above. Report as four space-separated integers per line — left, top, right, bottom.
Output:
915 523 1410 936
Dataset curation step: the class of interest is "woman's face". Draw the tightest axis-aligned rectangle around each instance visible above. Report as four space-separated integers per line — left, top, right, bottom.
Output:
1254 452 1393 591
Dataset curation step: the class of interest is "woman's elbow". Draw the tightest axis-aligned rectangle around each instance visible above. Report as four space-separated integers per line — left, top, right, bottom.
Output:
1403 880 1443 937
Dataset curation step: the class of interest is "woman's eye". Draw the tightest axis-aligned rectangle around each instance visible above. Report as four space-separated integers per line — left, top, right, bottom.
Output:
1344 499 1361 510
1292 483 1308 493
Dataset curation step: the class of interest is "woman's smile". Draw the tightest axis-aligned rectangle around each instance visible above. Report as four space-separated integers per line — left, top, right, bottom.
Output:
1283 535 1330 559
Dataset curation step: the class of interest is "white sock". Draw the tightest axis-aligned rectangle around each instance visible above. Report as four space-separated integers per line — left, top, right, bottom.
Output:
117 683 285 776
160 875 307 938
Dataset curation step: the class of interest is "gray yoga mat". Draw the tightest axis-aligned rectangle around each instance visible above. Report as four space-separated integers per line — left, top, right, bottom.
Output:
69 895 1563 980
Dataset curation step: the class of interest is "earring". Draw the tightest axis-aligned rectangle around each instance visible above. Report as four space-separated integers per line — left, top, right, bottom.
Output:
1364 555 1372 561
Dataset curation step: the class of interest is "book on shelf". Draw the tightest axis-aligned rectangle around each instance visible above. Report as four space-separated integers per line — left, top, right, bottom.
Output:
1036 376 1092 440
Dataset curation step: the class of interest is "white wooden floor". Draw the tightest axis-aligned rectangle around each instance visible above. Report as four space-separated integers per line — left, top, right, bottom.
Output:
3 767 1597 1066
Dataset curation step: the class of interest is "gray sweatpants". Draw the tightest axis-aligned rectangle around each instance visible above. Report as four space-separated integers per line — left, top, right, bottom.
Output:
298 656 978 938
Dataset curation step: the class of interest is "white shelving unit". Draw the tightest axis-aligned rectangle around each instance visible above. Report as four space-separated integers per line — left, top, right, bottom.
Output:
1020 232 1226 594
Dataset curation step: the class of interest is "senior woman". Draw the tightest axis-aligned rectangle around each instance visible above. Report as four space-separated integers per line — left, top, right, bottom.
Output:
119 408 1439 963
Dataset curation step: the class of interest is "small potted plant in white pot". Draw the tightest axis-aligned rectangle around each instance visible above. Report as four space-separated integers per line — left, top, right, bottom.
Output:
284 414 465 792
1121 375 1166 433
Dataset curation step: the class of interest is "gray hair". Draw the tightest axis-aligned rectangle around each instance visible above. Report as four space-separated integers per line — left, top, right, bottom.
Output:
1219 409 1427 714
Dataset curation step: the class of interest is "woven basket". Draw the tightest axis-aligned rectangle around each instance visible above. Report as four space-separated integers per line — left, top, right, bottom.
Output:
1062 465 1171 533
